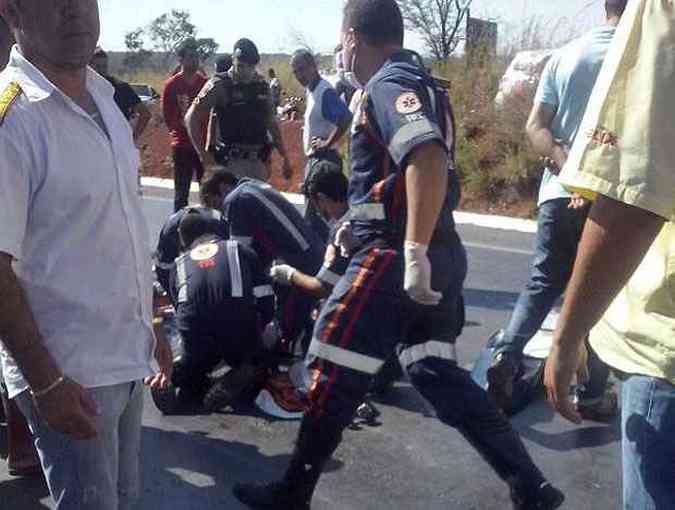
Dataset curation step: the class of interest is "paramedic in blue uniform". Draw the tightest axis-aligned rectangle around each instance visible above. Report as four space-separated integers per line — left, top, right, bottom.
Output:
232 1 565 509
152 210 275 414
269 160 350 299
154 171 233 300
220 172 324 353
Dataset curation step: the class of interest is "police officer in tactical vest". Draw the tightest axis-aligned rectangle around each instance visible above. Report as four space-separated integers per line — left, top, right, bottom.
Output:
186 38 293 182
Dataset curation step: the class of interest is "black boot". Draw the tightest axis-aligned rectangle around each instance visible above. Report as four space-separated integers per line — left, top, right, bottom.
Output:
510 481 565 510
233 416 341 509
232 457 320 510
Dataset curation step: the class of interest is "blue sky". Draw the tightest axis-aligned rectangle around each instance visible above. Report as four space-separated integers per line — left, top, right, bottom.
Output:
98 0 606 54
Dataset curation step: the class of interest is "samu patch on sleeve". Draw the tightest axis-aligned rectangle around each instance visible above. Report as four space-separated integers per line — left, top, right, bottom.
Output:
0 82 22 126
395 92 422 114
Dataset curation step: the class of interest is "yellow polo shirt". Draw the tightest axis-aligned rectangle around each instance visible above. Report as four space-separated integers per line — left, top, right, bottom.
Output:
559 0 675 385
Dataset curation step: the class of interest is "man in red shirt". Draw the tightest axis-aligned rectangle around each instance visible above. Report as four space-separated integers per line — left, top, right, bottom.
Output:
162 39 208 212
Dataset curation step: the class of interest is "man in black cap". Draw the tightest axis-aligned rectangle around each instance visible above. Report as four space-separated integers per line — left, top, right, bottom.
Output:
186 38 293 182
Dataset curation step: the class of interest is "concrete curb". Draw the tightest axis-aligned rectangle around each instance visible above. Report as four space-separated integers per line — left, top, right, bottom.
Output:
140 176 538 234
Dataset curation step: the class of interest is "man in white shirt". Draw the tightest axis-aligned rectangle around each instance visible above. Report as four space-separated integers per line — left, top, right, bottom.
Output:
0 1 171 508
291 49 352 243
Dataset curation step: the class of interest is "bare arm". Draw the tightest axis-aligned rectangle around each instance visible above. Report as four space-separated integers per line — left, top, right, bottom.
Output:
0 254 97 439
0 254 61 391
526 102 567 174
554 196 664 351
132 101 151 141
405 142 449 245
289 270 330 299
185 81 219 165
545 196 665 422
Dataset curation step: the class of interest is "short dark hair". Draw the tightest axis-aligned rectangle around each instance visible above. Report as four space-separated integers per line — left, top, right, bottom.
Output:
268 68 276 77
343 0 404 46
303 160 348 203
215 54 232 73
291 49 315 67
606 0 628 17
178 209 213 249
177 38 199 59
200 170 239 202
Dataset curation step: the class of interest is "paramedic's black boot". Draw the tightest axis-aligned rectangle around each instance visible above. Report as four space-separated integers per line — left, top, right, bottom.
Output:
510 480 565 510
233 417 335 509
232 448 321 510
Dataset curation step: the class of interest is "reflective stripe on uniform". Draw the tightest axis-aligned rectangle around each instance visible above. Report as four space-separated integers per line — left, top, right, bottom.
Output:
308 338 384 375
210 209 222 220
389 119 442 163
176 255 188 304
253 284 274 298
226 240 244 298
398 340 456 368
350 203 385 221
246 187 310 251
317 266 341 286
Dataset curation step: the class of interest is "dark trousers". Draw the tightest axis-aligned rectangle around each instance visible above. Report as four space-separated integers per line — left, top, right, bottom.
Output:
291 239 549 496
173 305 261 396
495 198 587 357
493 198 609 401
172 146 204 212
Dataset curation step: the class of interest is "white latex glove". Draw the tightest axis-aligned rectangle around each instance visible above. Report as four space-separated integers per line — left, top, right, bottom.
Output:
403 241 442 306
335 221 355 258
270 264 296 285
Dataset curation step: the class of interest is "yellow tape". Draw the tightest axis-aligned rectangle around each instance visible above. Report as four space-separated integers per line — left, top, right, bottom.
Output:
0 81 22 126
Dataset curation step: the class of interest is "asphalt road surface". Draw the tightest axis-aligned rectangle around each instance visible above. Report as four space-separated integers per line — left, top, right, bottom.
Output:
0 190 621 510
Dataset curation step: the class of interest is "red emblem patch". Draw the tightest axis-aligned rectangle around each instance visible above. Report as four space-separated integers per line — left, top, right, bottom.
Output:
395 92 422 114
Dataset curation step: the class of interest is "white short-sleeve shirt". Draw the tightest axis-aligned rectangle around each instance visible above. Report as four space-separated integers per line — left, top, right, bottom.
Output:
0 47 155 397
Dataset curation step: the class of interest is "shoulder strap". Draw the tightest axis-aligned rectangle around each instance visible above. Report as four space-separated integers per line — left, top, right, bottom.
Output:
0 82 22 127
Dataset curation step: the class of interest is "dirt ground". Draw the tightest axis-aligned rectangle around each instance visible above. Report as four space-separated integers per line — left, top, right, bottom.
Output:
138 105 305 193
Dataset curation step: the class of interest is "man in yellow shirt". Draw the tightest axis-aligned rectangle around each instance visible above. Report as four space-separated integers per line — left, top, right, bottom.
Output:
544 1 675 508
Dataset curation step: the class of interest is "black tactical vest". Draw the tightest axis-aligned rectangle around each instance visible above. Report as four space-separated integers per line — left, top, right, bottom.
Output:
215 75 270 146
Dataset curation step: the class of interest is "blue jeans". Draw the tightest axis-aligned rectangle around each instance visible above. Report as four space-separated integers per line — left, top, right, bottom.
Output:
621 374 675 510
495 198 587 358
15 381 144 510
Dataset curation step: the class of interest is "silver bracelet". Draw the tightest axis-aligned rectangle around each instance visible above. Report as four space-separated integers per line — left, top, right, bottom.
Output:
31 375 66 398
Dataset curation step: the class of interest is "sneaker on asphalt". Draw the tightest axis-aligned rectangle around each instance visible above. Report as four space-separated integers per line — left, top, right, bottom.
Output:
511 481 565 510
486 351 518 414
577 390 618 422
233 481 310 510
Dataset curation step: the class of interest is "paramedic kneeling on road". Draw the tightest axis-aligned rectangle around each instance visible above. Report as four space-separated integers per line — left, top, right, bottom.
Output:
152 211 275 414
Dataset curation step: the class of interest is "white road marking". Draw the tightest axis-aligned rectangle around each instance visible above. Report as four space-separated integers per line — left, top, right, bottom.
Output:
140 177 538 231
141 188 536 256
463 241 534 256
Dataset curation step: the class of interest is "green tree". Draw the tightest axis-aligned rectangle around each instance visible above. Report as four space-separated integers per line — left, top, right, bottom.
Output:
124 10 219 70
123 28 152 70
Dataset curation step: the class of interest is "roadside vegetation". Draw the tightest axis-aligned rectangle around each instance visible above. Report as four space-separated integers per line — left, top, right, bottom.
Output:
117 8 584 218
